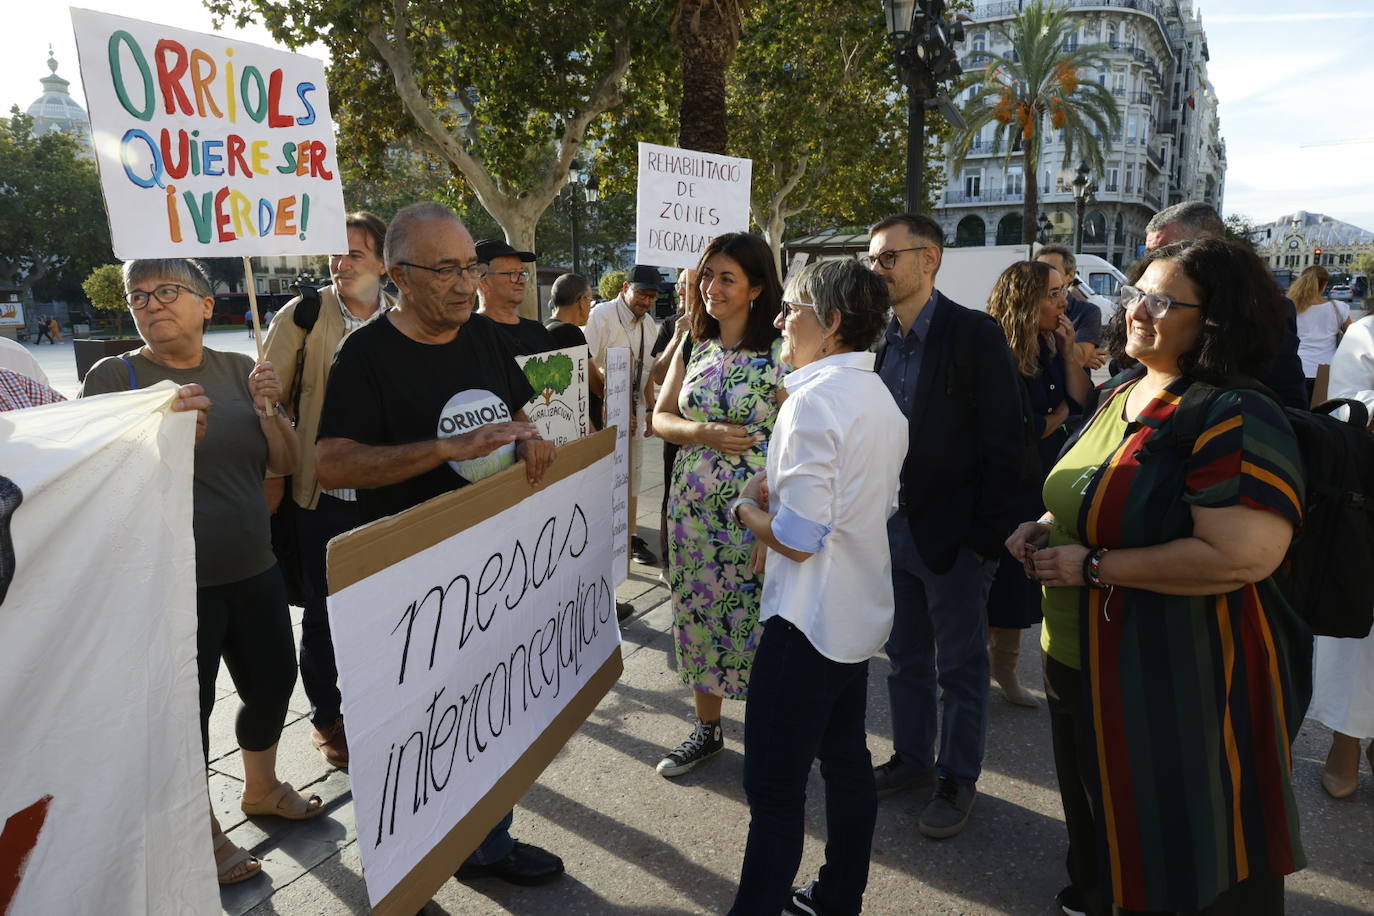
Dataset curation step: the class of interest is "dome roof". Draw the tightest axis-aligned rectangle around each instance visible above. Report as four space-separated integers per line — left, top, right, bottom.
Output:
25 48 92 150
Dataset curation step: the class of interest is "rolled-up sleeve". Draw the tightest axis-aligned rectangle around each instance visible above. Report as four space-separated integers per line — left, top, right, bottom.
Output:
771 397 839 553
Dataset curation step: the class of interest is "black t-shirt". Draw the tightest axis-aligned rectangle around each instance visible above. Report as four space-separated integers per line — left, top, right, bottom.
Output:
317 312 535 523
487 316 558 356
652 309 683 357
544 319 587 350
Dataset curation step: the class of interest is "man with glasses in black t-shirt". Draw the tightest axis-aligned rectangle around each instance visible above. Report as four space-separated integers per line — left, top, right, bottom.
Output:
316 201 563 888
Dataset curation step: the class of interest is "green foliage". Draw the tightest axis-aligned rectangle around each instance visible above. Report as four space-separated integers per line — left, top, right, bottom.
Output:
0 109 112 296
82 264 126 312
524 353 576 403
1353 252 1374 276
1222 214 1259 251
951 0 1122 242
599 271 628 300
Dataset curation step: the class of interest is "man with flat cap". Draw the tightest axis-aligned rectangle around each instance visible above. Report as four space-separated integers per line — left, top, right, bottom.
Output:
475 238 558 355
584 265 663 567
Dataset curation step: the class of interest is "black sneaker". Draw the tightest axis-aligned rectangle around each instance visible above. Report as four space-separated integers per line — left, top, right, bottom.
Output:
453 840 564 886
783 879 834 915
918 777 976 839
873 754 935 799
1055 885 1088 916
630 535 659 566
655 719 724 777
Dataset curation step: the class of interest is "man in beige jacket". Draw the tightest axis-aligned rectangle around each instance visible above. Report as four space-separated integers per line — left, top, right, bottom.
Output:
262 211 392 768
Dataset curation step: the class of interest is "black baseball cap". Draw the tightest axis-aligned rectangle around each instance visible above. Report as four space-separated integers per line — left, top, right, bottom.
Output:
475 239 537 263
628 265 662 289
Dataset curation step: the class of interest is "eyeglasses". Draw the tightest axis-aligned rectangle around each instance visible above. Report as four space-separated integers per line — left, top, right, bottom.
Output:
398 261 488 282
1047 285 1067 301
490 269 530 282
858 246 930 270
1119 284 1202 319
125 283 202 309
780 300 820 320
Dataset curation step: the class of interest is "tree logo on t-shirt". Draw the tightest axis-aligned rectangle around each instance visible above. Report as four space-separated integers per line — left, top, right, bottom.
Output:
437 389 516 483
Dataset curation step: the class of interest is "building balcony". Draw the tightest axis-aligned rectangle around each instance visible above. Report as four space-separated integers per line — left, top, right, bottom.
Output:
971 0 1175 61
1134 91 1154 106
943 188 1025 205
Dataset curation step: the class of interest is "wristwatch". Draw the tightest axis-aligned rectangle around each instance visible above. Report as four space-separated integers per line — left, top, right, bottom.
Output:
729 496 758 524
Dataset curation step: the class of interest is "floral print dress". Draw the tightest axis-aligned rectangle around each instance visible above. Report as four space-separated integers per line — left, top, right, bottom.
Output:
668 336 786 698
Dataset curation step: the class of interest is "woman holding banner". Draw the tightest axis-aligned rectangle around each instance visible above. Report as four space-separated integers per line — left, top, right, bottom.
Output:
651 233 785 778
81 258 316 885
727 259 907 914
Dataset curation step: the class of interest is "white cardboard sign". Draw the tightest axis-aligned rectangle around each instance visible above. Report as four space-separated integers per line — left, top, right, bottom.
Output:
327 453 619 907
635 142 752 270
0 385 215 915
71 8 348 258
515 345 591 446
604 346 631 585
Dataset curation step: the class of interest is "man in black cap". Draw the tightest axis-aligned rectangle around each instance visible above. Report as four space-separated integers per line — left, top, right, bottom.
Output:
584 264 663 567
475 239 558 355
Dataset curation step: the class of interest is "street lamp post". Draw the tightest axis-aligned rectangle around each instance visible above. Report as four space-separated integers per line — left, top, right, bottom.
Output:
1071 161 1096 254
1036 212 1053 246
567 160 599 276
883 0 965 212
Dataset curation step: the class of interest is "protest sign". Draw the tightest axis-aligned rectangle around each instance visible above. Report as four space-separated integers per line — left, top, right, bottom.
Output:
0 385 215 915
0 295 23 329
516 345 590 445
326 430 622 914
71 8 347 258
636 142 752 270
604 347 631 585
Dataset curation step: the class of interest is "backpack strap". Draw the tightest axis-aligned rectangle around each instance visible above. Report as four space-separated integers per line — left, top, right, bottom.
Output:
285 285 324 421
118 355 137 391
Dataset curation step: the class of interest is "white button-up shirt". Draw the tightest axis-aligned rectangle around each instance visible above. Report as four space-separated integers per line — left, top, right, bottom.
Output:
584 295 659 417
760 351 908 663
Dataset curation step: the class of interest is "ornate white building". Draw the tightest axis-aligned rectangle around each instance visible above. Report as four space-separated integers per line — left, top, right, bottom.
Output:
933 0 1227 267
25 48 93 157
1254 212 1374 273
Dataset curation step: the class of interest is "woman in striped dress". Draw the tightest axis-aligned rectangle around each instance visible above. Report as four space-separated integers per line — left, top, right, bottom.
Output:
1007 239 1307 915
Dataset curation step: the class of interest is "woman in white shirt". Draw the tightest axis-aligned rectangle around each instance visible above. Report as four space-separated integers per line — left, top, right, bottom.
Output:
1290 265 1351 401
1311 317 1374 797
726 258 907 916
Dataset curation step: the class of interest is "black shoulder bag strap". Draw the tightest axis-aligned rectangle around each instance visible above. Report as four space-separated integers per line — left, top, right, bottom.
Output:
286 284 323 421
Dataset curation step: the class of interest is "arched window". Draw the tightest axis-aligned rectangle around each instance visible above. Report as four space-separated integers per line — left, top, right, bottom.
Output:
955 215 987 247
997 213 1023 245
1084 210 1107 243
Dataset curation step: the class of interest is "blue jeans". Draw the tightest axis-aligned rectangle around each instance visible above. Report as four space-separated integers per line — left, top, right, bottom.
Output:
884 514 995 786
730 617 876 916
465 811 515 865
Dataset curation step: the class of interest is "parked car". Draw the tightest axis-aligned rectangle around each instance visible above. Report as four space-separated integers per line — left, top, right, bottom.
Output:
1329 284 1355 302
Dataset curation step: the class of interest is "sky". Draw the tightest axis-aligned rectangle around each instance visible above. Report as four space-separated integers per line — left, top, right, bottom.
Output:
4 1 1374 234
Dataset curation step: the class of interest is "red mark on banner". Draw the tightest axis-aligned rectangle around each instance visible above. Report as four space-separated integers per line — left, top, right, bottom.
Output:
0 795 53 915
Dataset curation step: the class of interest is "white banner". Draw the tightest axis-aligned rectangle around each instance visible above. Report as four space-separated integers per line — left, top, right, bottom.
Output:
0 384 215 915
327 454 619 907
604 347 630 585
635 142 752 270
516 345 590 446
71 8 347 258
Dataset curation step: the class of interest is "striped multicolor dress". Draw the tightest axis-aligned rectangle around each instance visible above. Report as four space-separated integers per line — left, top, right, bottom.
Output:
1050 375 1308 912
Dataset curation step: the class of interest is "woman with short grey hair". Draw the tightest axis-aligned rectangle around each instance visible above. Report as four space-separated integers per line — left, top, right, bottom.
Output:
727 258 907 915
81 258 314 886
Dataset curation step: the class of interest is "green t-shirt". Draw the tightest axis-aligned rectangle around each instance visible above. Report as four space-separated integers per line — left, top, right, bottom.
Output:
1039 384 1133 669
80 347 275 587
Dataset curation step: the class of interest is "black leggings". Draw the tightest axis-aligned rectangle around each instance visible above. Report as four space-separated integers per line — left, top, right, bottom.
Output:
196 564 298 759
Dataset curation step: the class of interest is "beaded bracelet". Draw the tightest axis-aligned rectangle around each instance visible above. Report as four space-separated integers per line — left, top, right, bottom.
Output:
1082 547 1110 589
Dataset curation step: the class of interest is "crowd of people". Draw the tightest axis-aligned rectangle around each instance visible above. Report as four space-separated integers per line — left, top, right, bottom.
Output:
4 197 1372 915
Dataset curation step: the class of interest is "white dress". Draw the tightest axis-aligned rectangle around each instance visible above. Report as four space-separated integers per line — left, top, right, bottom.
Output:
1309 317 1374 736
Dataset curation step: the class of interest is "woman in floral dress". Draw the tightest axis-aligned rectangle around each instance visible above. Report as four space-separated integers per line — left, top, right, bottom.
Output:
651 232 785 777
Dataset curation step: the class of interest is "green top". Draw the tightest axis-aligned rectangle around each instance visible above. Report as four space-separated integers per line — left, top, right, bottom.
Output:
1039 382 1133 668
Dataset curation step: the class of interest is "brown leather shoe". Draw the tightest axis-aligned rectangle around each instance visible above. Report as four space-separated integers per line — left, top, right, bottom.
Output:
311 718 349 768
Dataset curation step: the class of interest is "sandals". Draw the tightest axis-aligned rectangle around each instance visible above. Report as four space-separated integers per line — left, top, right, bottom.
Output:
239 781 325 821
213 832 261 886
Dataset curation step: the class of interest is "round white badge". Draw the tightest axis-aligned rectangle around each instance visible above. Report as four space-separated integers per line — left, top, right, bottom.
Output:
437 389 517 482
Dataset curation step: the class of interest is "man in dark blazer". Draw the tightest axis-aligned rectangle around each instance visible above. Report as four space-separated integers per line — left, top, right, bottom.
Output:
864 213 1027 840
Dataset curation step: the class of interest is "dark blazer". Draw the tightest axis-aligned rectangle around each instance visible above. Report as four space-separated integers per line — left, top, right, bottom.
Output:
875 291 1027 574
1265 297 1308 409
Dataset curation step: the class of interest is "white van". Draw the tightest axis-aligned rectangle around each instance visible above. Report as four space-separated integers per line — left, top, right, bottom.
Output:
934 246 1129 319
1073 254 1129 319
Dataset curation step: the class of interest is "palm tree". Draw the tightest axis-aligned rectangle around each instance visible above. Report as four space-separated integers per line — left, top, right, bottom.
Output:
951 0 1121 244
672 0 746 154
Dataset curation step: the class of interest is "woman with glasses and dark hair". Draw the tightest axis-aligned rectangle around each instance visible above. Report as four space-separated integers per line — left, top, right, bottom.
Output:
984 260 1089 708
651 232 785 778
1006 239 1307 916
81 259 315 886
726 258 906 916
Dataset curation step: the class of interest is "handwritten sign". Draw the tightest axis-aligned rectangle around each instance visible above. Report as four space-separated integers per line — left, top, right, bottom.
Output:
1 385 216 914
604 347 630 585
635 142 752 271
71 8 347 258
515 345 590 446
326 433 621 912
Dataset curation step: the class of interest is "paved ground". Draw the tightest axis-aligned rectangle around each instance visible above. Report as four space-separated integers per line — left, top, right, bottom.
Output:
20 333 1374 914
